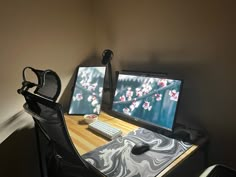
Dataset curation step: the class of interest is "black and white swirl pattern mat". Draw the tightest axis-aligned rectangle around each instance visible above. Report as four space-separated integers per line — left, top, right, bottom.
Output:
82 128 192 177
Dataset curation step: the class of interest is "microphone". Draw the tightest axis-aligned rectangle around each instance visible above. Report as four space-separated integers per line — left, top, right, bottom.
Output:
101 49 114 65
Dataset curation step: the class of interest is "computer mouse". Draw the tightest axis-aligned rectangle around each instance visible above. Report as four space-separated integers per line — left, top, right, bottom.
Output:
131 142 150 155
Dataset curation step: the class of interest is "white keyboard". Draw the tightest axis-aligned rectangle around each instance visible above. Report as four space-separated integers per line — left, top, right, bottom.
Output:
88 120 122 140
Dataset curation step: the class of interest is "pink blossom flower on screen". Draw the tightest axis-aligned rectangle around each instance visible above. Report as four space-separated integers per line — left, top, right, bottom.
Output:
142 101 152 111
87 95 92 102
87 94 96 102
119 95 126 102
154 93 162 101
129 100 139 111
169 90 179 101
123 107 131 115
142 84 152 95
136 88 143 97
75 93 83 101
80 80 89 89
91 99 98 106
88 83 97 91
126 87 133 98
158 79 167 87
93 104 100 113
129 104 135 111
132 99 139 107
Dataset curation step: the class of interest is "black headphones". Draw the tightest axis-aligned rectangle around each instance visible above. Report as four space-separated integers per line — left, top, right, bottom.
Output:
101 49 114 65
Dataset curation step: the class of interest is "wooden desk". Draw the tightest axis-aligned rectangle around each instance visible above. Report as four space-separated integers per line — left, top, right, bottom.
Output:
65 112 200 177
65 112 138 155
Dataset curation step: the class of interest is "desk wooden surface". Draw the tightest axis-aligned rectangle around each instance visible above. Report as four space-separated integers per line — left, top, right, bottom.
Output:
64 111 199 177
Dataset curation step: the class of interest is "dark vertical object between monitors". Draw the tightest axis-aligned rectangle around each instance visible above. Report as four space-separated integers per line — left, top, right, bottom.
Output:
101 49 114 108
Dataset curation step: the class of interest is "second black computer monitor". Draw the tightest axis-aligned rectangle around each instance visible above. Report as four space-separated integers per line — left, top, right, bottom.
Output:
112 71 183 131
68 66 106 115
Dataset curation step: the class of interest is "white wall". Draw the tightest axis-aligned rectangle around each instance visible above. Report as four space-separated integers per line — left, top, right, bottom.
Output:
93 0 235 167
0 1 95 176
0 0 95 141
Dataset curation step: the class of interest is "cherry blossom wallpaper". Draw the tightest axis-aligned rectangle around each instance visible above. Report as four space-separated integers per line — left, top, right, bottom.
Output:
112 73 182 130
69 66 106 115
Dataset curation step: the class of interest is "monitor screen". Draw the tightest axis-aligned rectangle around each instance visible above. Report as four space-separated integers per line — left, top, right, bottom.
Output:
68 66 106 115
112 71 183 131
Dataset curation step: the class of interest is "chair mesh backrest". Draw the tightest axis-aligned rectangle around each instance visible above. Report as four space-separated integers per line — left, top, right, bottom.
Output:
18 67 105 177
18 67 87 167
33 69 61 102
18 67 61 102
23 91 86 165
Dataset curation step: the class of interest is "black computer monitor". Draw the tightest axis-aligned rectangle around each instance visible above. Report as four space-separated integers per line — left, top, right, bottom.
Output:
68 66 106 115
112 71 183 131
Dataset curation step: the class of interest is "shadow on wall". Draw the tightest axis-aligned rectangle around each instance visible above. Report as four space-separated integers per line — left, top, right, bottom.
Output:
0 110 34 144
0 128 40 177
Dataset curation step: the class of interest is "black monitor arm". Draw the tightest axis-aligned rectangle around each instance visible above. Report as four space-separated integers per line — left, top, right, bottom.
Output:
101 49 114 107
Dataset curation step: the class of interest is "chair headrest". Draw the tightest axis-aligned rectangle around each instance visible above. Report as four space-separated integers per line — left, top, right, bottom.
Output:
17 66 61 102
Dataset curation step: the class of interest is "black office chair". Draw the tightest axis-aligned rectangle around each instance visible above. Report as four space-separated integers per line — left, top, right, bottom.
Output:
17 67 103 177
199 164 236 177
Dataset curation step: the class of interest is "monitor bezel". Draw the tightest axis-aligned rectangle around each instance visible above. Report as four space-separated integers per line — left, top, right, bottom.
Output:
111 70 183 133
68 65 106 115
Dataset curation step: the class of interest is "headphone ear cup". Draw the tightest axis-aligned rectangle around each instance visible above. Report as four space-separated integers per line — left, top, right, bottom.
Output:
102 49 113 65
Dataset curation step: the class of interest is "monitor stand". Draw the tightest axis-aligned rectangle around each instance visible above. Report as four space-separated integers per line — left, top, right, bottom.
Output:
171 124 203 143
101 105 203 144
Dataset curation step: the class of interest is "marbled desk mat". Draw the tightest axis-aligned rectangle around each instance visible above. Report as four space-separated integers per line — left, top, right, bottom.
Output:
82 128 192 177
